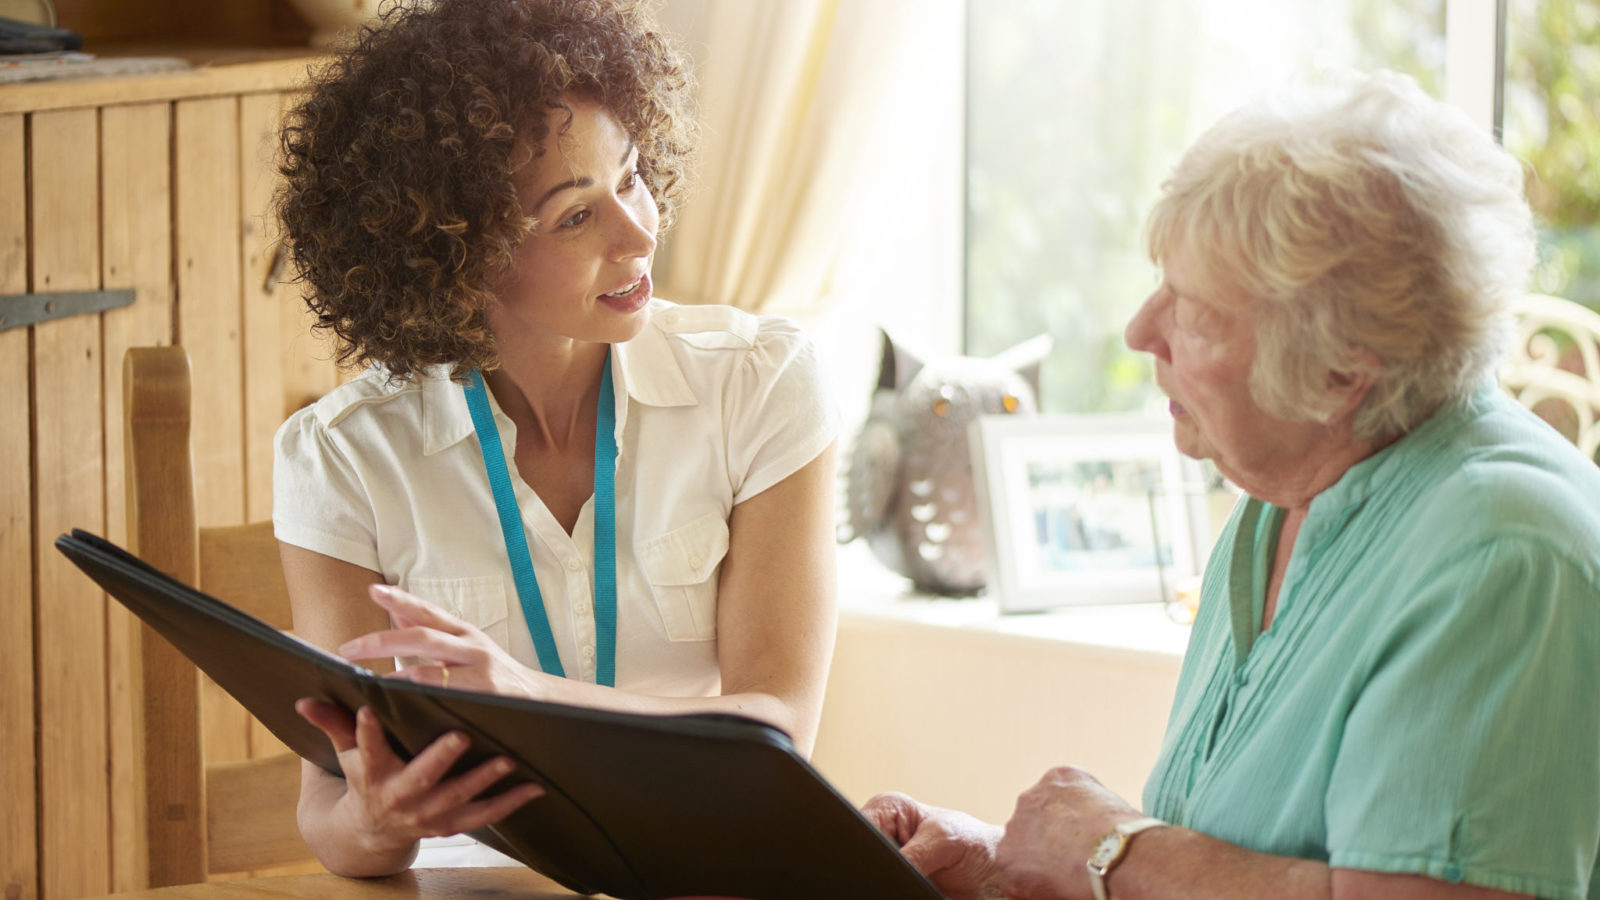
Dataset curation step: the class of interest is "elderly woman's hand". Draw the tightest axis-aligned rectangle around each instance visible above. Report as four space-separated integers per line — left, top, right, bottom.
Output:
861 792 1005 900
994 766 1144 900
336 583 561 700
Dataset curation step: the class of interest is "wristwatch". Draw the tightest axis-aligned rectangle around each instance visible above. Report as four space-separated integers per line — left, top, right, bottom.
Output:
1085 816 1165 900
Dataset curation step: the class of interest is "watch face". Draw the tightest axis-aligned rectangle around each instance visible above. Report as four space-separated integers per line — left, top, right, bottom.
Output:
1089 832 1125 868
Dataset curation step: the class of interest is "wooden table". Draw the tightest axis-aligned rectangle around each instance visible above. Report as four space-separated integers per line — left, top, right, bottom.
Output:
92 869 760 899
92 868 608 899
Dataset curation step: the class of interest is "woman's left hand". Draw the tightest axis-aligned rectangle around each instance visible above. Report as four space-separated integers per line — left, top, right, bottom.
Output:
995 766 1143 900
338 583 559 700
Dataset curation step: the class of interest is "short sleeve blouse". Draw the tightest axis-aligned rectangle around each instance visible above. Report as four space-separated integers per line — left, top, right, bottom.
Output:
272 299 838 697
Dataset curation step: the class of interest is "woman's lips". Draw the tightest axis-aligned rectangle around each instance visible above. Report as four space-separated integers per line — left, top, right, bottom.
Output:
597 272 652 313
1169 398 1188 417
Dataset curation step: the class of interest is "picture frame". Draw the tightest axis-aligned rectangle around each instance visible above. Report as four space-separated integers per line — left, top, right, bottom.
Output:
969 414 1209 613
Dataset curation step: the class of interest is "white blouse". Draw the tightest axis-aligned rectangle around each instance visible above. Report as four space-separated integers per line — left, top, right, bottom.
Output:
272 299 837 698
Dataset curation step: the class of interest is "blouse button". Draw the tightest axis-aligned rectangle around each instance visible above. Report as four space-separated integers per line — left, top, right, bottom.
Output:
574 600 588 615
583 645 596 659
565 557 582 572
689 554 704 569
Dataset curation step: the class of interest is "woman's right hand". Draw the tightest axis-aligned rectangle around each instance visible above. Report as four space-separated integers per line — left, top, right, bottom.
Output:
295 697 544 870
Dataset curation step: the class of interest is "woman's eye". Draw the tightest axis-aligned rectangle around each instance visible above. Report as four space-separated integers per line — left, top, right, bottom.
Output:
619 168 640 192
1175 297 1234 345
1175 296 1209 328
559 209 590 229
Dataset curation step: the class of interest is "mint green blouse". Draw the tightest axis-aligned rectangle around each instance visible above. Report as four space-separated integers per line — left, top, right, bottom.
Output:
1142 386 1600 900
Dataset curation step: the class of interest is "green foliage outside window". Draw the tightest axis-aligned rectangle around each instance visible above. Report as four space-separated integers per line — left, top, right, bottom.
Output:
1357 0 1600 307
1505 0 1600 307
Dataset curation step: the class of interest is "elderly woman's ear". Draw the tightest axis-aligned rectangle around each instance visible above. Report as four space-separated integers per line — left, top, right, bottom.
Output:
1324 346 1382 423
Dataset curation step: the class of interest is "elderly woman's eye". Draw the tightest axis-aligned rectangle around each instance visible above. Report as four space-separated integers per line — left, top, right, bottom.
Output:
1175 296 1212 329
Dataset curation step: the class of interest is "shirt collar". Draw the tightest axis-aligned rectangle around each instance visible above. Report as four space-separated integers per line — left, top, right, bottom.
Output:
421 366 475 456
1228 383 1502 662
420 302 700 456
1307 381 1500 519
613 299 698 409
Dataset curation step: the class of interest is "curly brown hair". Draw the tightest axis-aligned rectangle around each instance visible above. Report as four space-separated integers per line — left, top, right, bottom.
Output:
276 0 697 381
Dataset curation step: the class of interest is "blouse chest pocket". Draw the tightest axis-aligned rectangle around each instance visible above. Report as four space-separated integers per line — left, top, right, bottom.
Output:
405 576 511 649
637 512 728 642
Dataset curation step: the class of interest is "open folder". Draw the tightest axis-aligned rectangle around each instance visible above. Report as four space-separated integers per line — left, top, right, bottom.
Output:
56 529 943 900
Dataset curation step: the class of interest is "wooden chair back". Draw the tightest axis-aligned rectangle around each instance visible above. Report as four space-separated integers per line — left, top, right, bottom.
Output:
123 345 313 886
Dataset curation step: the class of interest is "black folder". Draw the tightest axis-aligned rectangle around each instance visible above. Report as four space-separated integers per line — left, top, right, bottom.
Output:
56 529 943 900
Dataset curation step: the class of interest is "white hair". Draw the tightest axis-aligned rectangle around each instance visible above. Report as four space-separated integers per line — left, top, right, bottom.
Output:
1146 69 1535 439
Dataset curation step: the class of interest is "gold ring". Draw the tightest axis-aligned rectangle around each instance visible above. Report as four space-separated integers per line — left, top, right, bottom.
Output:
440 665 450 689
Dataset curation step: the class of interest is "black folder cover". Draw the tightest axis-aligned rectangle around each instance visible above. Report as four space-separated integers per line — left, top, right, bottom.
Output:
56 529 943 900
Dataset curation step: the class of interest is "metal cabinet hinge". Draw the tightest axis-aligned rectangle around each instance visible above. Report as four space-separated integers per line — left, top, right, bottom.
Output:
0 289 135 331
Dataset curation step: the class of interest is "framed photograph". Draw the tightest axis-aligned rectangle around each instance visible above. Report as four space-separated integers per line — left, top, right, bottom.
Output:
969 414 1209 613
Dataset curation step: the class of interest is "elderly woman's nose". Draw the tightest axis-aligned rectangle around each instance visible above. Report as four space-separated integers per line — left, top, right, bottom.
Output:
1125 290 1166 357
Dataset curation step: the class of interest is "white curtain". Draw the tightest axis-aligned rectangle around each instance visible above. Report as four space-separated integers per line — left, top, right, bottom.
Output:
654 0 920 317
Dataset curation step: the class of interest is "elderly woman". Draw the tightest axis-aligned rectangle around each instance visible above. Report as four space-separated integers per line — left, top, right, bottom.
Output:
866 71 1600 900
273 0 838 877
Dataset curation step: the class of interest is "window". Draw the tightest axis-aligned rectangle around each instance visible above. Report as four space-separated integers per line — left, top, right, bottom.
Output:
1504 0 1600 306
964 0 1596 413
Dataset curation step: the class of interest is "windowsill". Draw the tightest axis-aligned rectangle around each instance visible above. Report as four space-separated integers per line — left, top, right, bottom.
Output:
817 541 1190 820
834 540 1192 663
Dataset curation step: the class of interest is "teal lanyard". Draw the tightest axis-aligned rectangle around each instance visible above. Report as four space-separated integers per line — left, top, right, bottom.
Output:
461 352 618 687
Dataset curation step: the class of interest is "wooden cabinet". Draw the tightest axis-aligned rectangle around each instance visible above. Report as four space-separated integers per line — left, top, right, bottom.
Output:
51 0 315 46
1 58 344 900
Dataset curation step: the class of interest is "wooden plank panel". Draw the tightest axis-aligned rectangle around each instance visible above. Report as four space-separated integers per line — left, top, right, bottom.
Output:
174 96 253 767
102 102 176 543
175 96 244 531
240 91 285 525
279 288 341 414
278 270 340 410
0 113 38 900
30 106 110 900
101 101 176 894
238 92 298 764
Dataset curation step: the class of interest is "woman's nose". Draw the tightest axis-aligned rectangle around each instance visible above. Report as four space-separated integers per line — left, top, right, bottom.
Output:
1125 289 1169 360
610 201 658 262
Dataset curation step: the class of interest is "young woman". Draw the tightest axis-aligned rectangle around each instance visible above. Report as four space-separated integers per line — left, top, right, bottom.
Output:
273 0 838 876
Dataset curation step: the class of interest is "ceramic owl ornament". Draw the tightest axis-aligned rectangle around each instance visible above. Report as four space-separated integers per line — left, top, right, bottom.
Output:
841 330 1051 596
